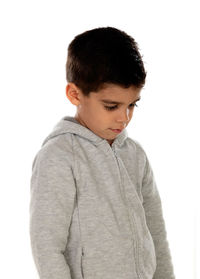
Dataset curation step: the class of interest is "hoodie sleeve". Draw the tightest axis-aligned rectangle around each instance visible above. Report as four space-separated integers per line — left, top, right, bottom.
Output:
29 142 76 279
141 154 176 279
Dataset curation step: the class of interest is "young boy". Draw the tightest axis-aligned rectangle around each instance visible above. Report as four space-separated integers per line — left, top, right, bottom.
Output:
29 27 176 279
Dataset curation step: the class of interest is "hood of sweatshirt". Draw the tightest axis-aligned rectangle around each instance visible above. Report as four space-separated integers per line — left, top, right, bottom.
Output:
41 115 128 149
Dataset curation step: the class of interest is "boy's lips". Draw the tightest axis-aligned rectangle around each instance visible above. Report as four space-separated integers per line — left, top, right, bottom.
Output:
109 128 123 133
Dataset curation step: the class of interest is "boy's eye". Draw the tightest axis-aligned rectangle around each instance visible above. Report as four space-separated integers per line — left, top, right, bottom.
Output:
104 103 138 111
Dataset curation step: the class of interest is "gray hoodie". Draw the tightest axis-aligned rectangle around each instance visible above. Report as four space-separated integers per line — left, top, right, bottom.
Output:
29 115 175 279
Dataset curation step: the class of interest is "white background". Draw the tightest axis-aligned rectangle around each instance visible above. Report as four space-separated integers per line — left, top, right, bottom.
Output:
0 0 199 278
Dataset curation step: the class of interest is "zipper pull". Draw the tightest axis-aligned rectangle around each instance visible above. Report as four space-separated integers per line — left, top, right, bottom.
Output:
112 147 117 156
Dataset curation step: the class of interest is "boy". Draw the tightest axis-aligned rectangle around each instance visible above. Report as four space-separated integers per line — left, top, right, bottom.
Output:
29 26 176 279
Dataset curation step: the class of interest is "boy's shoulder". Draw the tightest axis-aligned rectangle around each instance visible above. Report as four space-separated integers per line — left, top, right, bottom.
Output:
31 133 74 172
126 136 147 159
126 137 156 178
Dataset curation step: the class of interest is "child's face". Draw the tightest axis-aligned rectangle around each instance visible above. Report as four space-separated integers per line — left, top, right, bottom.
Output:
66 83 141 146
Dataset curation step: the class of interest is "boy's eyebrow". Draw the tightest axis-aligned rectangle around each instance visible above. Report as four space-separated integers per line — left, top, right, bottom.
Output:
100 96 141 105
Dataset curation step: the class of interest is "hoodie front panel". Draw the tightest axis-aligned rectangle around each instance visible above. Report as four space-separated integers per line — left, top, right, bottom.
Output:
64 130 157 279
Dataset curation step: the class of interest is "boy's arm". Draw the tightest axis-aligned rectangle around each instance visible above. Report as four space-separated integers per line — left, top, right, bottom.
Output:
141 154 176 279
29 143 76 279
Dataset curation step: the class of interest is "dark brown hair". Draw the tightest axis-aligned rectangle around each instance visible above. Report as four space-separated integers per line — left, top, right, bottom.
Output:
66 26 147 96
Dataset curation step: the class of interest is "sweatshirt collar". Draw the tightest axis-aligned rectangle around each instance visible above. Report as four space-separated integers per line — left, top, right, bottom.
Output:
42 115 128 149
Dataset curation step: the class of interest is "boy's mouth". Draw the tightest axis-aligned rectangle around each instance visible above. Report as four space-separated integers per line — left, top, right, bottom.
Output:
109 128 122 133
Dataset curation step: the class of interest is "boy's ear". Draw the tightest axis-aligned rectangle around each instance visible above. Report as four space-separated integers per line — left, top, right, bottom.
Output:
65 83 81 106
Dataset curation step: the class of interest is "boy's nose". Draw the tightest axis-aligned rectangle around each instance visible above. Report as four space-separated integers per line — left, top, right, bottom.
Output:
117 109 130 125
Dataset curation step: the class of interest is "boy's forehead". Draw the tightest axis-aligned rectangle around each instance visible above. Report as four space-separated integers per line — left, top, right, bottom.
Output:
94 84 141 102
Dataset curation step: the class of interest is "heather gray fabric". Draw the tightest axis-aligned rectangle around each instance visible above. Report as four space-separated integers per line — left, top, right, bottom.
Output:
29 115 175 279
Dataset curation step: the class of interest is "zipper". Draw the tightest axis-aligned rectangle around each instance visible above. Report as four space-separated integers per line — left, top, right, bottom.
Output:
112 146 117 157
80 248 84 279
111 146 142 279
